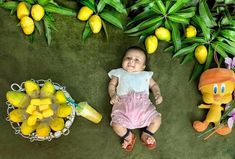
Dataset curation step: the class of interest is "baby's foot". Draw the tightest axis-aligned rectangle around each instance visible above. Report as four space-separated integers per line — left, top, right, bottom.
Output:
121 131 136 151
141 131 157 150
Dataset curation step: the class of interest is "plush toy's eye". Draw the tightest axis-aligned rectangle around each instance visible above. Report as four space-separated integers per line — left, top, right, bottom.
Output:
221 83 225 93
213 84 218 94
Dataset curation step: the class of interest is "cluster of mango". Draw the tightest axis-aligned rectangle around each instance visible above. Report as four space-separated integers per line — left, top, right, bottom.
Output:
6 80 72 138
17 2 45 35
77 6 102 34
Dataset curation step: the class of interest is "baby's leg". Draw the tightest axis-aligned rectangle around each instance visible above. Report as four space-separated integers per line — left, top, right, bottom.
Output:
141 116 161 146
112 123 135 150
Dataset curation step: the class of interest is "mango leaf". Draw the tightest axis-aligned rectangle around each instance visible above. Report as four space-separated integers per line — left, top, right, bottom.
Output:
127 8 156 27
182 37 206 44
44 3 77 16
220 30 235 42
79 0 95 12
106 0 127 14
43 15 53 45
34 21 42 35
175 11 195 18
97 0 106 13
203 45 213 70
155 0 166 15
128 21 162 37
164 45 174 53
100 11 123 29
169 21 181 52
181 52 194 64
199 0 217 27
168 0 188 13
24 0 34 4
190 62 204 81
217 41 235 56
102 20 109 41
0 1 18 10
179 7 196 13
212 43 228 58
192 16 210 41
217 36 235 46
168 14 189 24
82 21 92 41
130 0 152 9
173 43 198 58
165 0 172 11
125 16 162 34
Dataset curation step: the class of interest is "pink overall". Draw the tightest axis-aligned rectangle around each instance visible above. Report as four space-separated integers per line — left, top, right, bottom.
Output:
110 92 161 129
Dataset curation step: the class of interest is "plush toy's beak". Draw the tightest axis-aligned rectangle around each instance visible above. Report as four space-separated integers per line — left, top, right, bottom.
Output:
213 94 221 101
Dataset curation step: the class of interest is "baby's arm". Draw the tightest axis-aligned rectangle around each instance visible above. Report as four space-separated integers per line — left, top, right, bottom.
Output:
108 76 120 105
149 78 163 105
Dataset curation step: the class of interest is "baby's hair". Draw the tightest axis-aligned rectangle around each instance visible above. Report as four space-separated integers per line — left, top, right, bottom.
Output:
124 46 147 64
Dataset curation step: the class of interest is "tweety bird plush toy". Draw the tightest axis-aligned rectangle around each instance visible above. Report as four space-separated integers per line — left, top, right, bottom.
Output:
193 68 235 135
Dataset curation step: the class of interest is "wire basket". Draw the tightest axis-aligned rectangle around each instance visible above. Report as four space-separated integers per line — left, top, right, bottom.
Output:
6 79 76 142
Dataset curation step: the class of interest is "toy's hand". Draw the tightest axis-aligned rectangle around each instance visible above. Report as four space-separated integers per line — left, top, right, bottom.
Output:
110 95 120 105
155 95 163 105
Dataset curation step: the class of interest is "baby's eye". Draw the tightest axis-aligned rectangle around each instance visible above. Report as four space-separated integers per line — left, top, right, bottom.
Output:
135 59 140 62
213 84 218 94
125 57 132 60
221 83 225 93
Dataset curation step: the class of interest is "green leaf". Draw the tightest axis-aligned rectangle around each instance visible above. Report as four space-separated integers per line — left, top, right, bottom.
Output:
82 21 92 41
106 0 127 14
199 0 217 27
165 0 172 11
217 41 235 56
24 0 34 4
44 3 76 16
80 0 95 12
125 16 162 34
190 62 204 81
168 14 189 24
164 45 174 53
0 1 18 10
220 30 235 42
179 7 196 13
34 21 42 35
127 8 156 27
175 11 195 18
181 52 194 64
203 45 213 70
192 16 210 41
164 20 171 30
217 36 235 46
97 0 106 13
155 0 166 15
102 20 109 41
212 43 228 58
168 0 188 13
173 43 198 58
182 37 206 44
169 21 181 52
130 0 152 9
100 11 123 29
128 21 162 37
43 15 52 45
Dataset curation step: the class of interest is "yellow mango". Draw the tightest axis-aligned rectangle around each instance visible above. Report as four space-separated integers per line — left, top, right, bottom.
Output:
77 6 93 21
155 27 171 42
55 90 67 104
31 4 45 21
6 91 29 108
40 80 55 98
195 45 207 64
24 80 40 97
57 104 72 118
36 123 51 137
17 2 29 20
185 25 197 38
145 35 158 54
89 15 102 34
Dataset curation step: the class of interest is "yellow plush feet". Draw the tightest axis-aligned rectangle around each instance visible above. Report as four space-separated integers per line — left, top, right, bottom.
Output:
193 121 209 132
216 125 232 135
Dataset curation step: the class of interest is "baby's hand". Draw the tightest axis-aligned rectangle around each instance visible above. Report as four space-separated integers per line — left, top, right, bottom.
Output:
155 95 163 105
110 95 120 105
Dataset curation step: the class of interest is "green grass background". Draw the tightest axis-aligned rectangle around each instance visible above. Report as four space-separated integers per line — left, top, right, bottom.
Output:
0 5 235 159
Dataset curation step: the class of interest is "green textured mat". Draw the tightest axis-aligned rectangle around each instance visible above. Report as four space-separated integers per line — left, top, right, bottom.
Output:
0 8 235 159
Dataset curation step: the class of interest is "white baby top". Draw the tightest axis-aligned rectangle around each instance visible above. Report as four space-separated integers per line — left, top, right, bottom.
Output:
108 68 153 96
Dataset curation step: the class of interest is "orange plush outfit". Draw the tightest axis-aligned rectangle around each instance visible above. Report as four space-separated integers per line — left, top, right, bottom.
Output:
193 68 235 135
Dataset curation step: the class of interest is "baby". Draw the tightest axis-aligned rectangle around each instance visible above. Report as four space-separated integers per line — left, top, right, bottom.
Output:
108 46 163 151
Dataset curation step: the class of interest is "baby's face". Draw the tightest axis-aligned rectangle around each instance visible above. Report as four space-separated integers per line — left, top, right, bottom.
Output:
122 50 146 72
